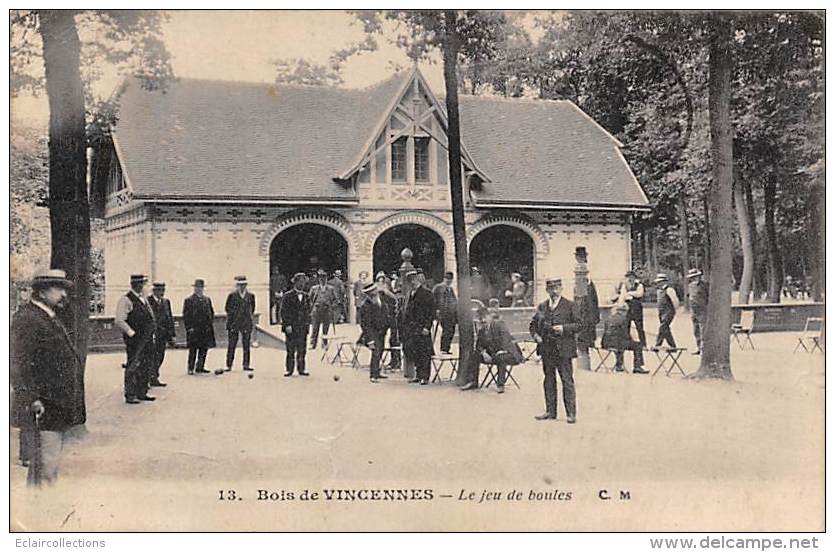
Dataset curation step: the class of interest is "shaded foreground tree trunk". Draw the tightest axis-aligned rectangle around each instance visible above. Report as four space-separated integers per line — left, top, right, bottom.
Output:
695 15 734 380
733 178 754 304
41 10 90 426
763 180 783 302
442 13 474 385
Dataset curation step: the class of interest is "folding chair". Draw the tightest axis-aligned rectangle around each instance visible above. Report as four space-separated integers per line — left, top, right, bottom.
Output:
431 353 459 383
731 310 756 350
651 347 688 377
591 346 616 372
321 334 353 365
381 345 402 371
794 317 824 353
518 339 539 363
479 353 521 390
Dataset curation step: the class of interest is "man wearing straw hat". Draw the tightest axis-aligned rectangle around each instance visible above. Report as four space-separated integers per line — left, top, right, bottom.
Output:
115 274 157 403
652 273 680 350
11 269 79 485
225 275 256 372
687 268 709 355
359 281 390 383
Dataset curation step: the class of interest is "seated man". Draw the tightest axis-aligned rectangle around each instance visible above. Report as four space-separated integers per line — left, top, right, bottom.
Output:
601 303 647 374
462 301 524 393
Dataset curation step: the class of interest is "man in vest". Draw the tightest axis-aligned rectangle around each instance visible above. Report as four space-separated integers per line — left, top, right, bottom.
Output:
653 273 680 350
281 273 311 376
147 282 175 387
309 269 337 349
613 270 647 350
114 274 157 404
432 271 458 354
687 268 709 354
183 279 217 375
225 275 256 372
529 278 580 422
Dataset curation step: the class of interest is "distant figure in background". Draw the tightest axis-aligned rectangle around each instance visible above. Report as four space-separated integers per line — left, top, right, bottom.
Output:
224 275 256 372
432 271 458 354
471 266 487 304
505 272 527 307
329 269 347 324
281 273 311 376
613 270 646 351
353 271 370 325
309 269 337 349
115 274 157 403
147 282 175 387
687 268 709 355
359 283 390 383
652 273 679 350
182 279 216 375
11 269 79 485
602 303 647 373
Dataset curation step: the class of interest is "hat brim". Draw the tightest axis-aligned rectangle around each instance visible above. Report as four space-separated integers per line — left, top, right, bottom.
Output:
32 278 74 290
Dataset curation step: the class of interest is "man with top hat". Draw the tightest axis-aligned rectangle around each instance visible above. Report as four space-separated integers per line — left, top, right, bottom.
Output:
182 279 216 375
115 274 157 403
402 268 435 385
11 269 79 485
309 269 337 349
225 275 256 372
613 269 647 351
281 272 311 376
687 268 709 355
432 271 458 355
573 246 601 372
530 278 580 422
147 282 175 387
359 281 390 383
653 273 680 350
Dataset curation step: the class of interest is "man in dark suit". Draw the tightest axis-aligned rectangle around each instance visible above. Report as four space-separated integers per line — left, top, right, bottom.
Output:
402 269 435 385
225 275 256 372
432 271 458 354
115 274 157 403
530 278 581 422
183 279 216 375
281 273 311 376
11 269 80 485
359 282 391 383
147 282 175 387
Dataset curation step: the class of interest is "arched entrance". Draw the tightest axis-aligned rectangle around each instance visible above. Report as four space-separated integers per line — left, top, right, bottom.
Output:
469 225 535 306
373 224 446 287
269 224 348 318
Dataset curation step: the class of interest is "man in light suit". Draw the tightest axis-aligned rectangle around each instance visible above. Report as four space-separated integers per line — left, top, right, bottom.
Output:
529 278 581 422
225 275 256 372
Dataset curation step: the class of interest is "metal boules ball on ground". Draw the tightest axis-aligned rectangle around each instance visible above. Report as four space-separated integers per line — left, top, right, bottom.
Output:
333 374 340 382
214 368 224 375
248 373 254 379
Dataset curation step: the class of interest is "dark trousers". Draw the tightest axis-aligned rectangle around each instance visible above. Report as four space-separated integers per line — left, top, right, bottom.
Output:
691 314 704 351
655 316 677 348
386 326 401 370
285 331 308 374
310 307 332 347
627 314 646 346
18 416 36 464
542 353 576 418
153 338 168 381
407 334 433 381
187 347 208 373
439 315 457 353
125 338 153 399
368 331 384 378
614 341 644 368
226 329 252 368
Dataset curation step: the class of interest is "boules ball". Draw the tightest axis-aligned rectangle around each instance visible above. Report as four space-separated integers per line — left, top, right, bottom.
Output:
333 374 340 382
248 373 254 380
214 368 224 376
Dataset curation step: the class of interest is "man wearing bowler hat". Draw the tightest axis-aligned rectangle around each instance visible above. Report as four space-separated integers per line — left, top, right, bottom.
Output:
402 268 435 385
147 282 175 387
11 269 79 485
115 274 157 403
280 272 311 376
183 279 216 375
530 278 580 422
225 275 256 372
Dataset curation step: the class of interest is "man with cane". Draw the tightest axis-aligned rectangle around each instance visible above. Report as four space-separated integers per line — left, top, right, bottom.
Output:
11 269 80 485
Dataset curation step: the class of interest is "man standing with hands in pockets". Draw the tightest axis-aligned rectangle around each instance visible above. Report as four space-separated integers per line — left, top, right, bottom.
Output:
225 275 256 372
530 278 580 423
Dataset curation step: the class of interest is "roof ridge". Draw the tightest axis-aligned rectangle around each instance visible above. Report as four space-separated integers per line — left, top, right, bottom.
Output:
456 93 574 106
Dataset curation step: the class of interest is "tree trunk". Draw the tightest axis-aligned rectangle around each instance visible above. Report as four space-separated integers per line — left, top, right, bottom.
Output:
443 12 474 386
41 10 90 426
733 178 754 304
702 193 711 279
678 193 690 309
695 14 734 380
763 180 782 302
745 179 763 301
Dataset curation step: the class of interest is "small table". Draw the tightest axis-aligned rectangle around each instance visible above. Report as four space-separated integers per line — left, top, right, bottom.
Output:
651 347 688 377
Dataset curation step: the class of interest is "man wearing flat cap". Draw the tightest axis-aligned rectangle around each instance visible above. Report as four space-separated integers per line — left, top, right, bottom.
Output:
148 282 175 387
183 279 216 375
115 274 157 403
225 275 256 372
309 269 337 350
280 272 311 376
402 268 435 385
530 278 581 422
11 269 80 485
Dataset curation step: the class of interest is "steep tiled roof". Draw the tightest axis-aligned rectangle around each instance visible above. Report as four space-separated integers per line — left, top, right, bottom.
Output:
113 73 648 209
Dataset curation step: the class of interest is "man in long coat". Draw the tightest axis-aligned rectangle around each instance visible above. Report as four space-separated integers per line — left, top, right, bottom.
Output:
530 278 580 422
11 269 80 485
281 273 311 376
402 269 435 385
432 271 458 354
359 282 390 383
183 279 216 375
225 275 256 371
601 303 645 373
115 274 157 403
147 282 175 386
